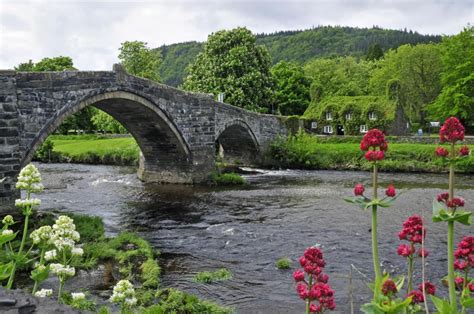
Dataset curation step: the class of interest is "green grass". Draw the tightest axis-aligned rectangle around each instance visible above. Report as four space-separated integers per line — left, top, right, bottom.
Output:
193 268 233 283
47 135 139 165
211 172 245 185
268 131 474 173
275 257 292 269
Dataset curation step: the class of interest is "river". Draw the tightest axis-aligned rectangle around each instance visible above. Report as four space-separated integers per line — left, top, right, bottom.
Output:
35 163 473 313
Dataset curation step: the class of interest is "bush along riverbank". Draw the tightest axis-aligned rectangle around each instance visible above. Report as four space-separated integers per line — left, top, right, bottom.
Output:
267 130 474 173
0 164 232 313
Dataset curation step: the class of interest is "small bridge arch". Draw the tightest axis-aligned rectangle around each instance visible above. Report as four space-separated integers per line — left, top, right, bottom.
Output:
216 119 260 164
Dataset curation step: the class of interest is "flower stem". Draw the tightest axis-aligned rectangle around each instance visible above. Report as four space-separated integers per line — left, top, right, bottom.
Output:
407 256 414 294
447 221 457 312
306 275 313 314
372 163 381 299
58 279 64 302
32 248 46 294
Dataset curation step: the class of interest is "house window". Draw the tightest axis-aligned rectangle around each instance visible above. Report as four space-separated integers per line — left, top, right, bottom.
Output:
311 121 318 129
368 112 377 120
325 112 333 121
345 112 352 120
360 125 368 133
323 125 333 134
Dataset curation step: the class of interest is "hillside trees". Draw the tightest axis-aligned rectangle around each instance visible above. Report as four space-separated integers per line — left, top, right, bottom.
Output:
271 61 311 115
428 26 474 127
182 27 274 112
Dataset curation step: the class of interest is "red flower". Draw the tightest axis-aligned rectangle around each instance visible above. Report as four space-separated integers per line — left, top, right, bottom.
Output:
435 147 449 157
468 283 474 293
407 290 424 304
296 283 308 299
454 260 468 271
454 236 474 272
382 279 398 296
455 277 465 290
293 270 305 282
418 248 429 258
459 145 470 156
375 150 385 160
439 117 465 143
385 184 396 197
447 197 465 209
362 129 386 148
418 282 436 295
354 184 365 196
317 273 329 283
399 215 426 245
309 303 319 313
397 244 414 257
299 256 307 267
436 192 449 203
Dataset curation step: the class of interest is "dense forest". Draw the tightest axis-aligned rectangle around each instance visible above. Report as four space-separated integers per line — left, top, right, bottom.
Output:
155 26 441 86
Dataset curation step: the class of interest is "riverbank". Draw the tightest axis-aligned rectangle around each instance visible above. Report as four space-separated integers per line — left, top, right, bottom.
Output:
267 131 474 173
36 134 474 173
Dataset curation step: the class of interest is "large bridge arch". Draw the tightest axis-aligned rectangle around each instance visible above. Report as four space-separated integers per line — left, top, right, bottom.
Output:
216 119 260 164
22 90 194 183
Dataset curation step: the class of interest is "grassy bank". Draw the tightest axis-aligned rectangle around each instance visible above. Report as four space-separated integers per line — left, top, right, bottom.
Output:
267 131 474 173
36 135 139 166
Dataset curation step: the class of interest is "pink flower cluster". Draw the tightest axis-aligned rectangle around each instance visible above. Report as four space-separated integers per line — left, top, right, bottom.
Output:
454 236 473 280
436 192 465 210
407 282 436 304
294 247 335 313
381 279 397 297
435 145 470 158
439 117 465 144
397 215 427 258
360 129 388 162
352 183 396 198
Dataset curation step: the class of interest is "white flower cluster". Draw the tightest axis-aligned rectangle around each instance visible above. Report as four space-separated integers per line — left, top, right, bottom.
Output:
51 215 80 251
34 288 53 298
15 164 44 192
50 263 75 278
1 229 13 236
109 280 137 307
44 249 57 261
71 247 83 256
15 198 41 208
30 225 53 245
71 292 86 301
2 215 14 226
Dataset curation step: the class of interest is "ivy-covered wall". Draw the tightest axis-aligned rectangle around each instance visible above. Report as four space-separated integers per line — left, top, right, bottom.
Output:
303 96 405 135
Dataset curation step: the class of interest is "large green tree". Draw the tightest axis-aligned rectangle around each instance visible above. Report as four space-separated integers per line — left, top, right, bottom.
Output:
14 56 75 72
304 56 376 101
182 27 274 112
118 41 161 82
271 61 311 115
369 43 442 124
428 27 474 126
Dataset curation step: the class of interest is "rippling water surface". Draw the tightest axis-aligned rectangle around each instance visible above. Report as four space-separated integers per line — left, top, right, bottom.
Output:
36 163 474 313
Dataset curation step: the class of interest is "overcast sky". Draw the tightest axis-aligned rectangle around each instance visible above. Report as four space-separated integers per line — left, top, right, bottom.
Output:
0 0 472 70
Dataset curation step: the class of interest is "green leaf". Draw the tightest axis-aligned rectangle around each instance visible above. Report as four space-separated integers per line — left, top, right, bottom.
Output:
30 265 50 283
461 285 474 308
361 303 384 314
430 295 454 314
432 199 445 217
433 209 472 225
395 276 405 292
0 231 17 246
0 262 14 280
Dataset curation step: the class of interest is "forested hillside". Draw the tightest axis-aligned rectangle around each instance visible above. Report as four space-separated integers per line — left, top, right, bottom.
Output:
155 26 441 86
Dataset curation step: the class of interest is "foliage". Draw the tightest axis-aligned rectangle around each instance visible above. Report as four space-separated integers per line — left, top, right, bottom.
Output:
34 138 56 162
182 27 274 112
211 172 245 185
150 288 233 314
369 43 442 124
428 27 474 127
303 96 396 135
304 57 377 100
365 43 384 61
67 213 105 243
158 26 441 87
271 61 311 115
140 258 161 288
275 257 291 269
118 41 162 82
15 56 76 72
91 109 127 134
193 268 233 283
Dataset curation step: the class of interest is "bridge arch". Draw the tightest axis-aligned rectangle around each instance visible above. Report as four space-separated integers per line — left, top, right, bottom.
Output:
216 119 259 164
23 90 194 183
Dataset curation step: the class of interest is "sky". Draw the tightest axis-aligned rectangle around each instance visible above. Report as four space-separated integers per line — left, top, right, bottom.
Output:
0 0 472 70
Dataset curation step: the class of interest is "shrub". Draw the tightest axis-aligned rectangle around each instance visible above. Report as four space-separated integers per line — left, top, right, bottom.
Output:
211 172 245 185
194 268 232 283
276 257 291 269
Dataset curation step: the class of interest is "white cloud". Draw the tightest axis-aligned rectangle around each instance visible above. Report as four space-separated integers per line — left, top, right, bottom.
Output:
0 0 471 70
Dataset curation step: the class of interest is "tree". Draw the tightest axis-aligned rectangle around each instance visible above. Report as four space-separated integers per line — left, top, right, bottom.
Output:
428 27 474 127
14 60 35 71
182 27 274 112
91 110 127 134
118 41 161 82
14 56 75 72
369 43 442 124
304 56 376 101
271 61 311 115
366 43 384 61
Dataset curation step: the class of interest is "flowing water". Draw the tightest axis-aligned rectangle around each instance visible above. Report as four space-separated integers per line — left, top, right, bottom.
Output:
36 163 473 313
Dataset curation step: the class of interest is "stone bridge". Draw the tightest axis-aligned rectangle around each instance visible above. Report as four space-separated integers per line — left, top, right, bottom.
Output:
0 65 288 206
